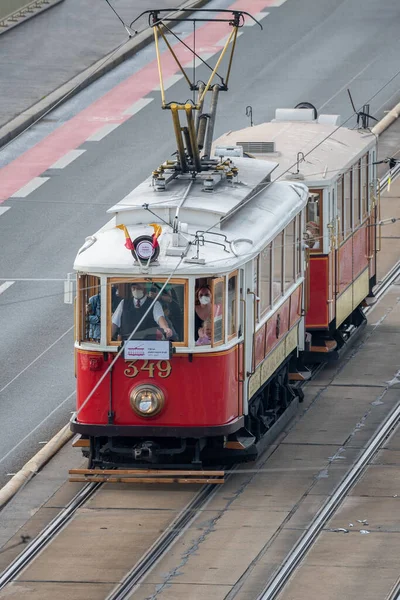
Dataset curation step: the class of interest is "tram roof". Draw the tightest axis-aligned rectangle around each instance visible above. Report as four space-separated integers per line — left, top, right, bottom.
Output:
213 118 376 187
74 173 308 276
106 158 278 227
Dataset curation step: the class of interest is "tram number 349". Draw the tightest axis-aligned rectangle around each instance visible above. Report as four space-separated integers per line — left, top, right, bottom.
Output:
124 360 171 379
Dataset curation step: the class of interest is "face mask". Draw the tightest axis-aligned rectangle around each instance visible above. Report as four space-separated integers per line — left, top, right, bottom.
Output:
132 289 144 300
199 296 211 306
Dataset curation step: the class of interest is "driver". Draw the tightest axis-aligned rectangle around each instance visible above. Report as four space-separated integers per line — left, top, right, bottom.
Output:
111 282 173 340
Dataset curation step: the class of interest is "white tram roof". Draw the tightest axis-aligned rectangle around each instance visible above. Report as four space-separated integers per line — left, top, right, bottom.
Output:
74 157 308 276
213 110 376 187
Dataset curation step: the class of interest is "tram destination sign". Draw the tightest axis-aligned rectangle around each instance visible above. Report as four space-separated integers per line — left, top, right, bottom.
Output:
124 340 171 360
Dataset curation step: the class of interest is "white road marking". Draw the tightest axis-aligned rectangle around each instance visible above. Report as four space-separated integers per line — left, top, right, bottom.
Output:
86 123 121 141
215 31 243 48
0 390 75 467
0 281 14 295
191 52 218 68
244 12 269 25
154 74 184 91
271 0 288 5
0 325 74 395
0 207 10 216
11 177 49 198
49 149 86 169
123 97 154 116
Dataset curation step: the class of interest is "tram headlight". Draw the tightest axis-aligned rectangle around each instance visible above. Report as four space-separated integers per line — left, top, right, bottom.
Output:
130 384 165 417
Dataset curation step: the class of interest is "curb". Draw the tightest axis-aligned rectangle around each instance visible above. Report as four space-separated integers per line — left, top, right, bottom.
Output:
372 100 400 136
0 0 65 36
0 0 210 149
0 425 72 510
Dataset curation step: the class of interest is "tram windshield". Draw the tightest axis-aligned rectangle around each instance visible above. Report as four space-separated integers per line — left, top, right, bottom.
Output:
109 279 186 345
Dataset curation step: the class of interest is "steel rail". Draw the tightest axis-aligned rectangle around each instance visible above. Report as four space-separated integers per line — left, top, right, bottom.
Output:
0 482 101 589
255 399 400 600
106 479 222 600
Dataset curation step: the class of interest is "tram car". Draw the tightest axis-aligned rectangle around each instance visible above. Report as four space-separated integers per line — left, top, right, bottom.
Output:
214 105 378 360
70 9 378 469
71 156 309 467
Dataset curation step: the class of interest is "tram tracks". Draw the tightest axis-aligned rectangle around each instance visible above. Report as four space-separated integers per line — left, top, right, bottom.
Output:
254 394 400 600
0 481 101 589
0 473 226 593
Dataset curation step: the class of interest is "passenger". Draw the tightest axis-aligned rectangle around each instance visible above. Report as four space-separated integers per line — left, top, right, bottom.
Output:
149 285 182 340
161 305 179 341
305 221 320 249
196 319 212 346
86 292 101 341
111 284 122 312
194 286 212 341
111 282 173 340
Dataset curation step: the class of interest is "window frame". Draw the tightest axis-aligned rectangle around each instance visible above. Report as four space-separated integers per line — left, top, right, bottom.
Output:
353 160 361 227
107 277 188 347
227 270 239 340
343 169 352 240
211 277 225 347
337 175 344 241
284 220 296 291
78 274 101 344
306 189 323 252
362 153 369 218
272 232 284 305
258 243 272 319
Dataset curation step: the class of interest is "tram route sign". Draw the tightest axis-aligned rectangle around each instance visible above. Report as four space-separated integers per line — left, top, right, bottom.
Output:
124 340 171 360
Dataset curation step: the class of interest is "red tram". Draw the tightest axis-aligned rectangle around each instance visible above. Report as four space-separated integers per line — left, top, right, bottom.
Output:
70 10 378 469
215 106 378 360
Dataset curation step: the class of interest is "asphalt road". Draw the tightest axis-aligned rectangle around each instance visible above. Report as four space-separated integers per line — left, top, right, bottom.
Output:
0 0 400 486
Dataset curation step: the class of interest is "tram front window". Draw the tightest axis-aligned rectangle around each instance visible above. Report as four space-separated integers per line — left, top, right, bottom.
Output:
109 279 185 344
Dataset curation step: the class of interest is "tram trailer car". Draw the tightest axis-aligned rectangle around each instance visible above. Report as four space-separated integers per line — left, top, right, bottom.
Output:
215 106 378 362
71 156 309 467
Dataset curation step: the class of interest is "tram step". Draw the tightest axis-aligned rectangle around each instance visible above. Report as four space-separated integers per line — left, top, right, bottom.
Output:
224 428 256 450
69 468 225 485
72 435 90 448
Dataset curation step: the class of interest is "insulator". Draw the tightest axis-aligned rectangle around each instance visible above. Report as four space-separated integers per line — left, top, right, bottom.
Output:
197 115 208 150
155 176 166 191
203 177 214 192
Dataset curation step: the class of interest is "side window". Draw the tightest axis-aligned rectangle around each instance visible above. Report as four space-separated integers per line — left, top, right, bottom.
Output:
284 221 295 290
211 278 225 346
78 275 101 343
344 170 352 238
354 161 361 227
362 154 369 216
337 176 344 241
228 273 238 338
259 244 271 318
272 233 283 304
305 190 322 250
296 214 302 277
